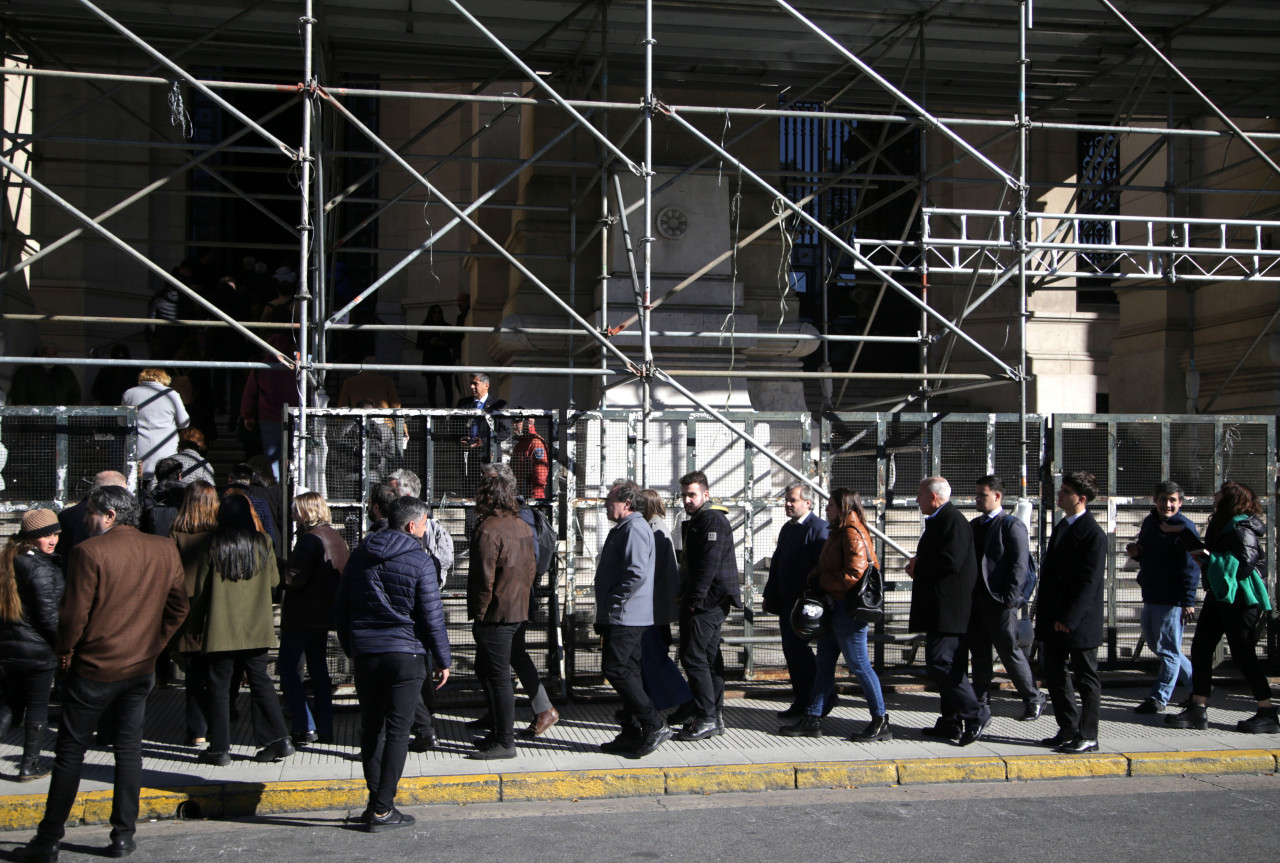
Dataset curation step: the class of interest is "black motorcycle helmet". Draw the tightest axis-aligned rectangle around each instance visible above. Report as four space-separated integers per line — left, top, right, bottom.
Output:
790 595 826 642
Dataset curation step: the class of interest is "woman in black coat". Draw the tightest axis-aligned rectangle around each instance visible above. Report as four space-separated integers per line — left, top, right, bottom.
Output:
0 509 65 781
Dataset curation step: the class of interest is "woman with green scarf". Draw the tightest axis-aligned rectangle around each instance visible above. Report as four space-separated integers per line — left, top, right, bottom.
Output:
1166 481 1274 733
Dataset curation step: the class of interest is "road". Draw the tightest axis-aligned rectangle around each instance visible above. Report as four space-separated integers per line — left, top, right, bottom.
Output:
4 774 1278 862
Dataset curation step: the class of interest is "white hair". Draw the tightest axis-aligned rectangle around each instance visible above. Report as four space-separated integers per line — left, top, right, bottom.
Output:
921 476 951 502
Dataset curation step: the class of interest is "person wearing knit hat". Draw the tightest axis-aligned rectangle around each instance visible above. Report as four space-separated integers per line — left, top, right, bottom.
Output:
0 508 64 784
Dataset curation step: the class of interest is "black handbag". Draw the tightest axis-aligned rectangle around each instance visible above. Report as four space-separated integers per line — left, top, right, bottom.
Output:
845 562 885 623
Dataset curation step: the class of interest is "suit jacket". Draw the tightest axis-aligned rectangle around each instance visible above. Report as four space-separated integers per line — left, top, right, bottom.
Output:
59 524 189 682
455 394 512 448
761 513 829 614
1034 510 1106 649
971 510 1030 608
909 501 977 634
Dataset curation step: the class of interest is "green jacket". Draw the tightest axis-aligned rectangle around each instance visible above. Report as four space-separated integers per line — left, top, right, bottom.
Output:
1205 515 1271 611
189 535 280 653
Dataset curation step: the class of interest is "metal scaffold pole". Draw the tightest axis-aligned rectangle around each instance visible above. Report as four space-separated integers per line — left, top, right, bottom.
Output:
1018 0 1031 503
295 0 316 483
640 0 655 486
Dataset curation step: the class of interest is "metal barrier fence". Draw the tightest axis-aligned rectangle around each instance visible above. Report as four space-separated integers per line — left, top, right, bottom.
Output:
0 406 139 529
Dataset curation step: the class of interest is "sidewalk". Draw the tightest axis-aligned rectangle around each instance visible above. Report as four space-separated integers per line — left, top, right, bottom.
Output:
1 683 1277 831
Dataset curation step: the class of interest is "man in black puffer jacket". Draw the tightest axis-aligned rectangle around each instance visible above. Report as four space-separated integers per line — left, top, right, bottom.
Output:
335 496 451 833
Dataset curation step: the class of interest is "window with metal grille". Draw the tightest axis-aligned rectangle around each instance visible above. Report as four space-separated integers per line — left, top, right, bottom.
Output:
1076 130 1120 306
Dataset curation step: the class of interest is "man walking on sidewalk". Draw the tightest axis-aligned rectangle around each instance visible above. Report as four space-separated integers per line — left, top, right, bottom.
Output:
335 496 451 832
17 486 188 863
596 480 672 757
969 475 1046 720
675 470 742 741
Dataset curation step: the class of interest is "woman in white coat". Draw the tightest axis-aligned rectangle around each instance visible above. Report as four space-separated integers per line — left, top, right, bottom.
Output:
122 368 190 482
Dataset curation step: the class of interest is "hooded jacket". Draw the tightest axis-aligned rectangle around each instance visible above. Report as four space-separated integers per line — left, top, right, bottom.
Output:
335 528 451 668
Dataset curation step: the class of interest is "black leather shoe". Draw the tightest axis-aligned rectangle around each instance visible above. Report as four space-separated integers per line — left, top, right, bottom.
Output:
666 702 697 727
197 748 231 766
776 703 806 720
106 836 137 858
407 731 436 753
855 714 893 742
957 716 991 747
1133 698 1164 715
254 737 296 762
631 724 674 758
921 721 962 741
14 838 59 863
675 717 722 742
1165 704 1208 729
1020 694 1046 721
365 808 416 833
600 732 641 754
1054 737 1099 754
779 716 823 738
291 730 318 745
1040 728 1075 747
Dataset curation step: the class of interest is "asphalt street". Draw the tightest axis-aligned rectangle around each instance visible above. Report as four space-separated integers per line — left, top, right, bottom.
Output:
4 773 1277 863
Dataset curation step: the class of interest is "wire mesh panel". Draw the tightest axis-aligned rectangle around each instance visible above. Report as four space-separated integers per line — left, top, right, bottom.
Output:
0 407 138 532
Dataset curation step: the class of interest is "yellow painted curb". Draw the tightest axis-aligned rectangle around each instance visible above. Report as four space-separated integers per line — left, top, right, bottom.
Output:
253 780 370 815
501 768 665 802
795 761 898 789
0 792 51 832
665 763 794 795
1128 750 1276 777
896 756 1006 784
1005 753 1128 780
398 774 501 806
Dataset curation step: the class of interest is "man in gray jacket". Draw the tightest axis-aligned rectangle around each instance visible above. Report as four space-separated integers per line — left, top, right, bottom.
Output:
596 479 672 757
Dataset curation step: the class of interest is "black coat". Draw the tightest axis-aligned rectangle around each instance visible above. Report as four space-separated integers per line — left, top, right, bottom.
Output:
680 503 742 612
1035 510 1106 649
0 549 65 670
454 395 512 448
971 510 1030 608
909 501 977 634
761 513 829 614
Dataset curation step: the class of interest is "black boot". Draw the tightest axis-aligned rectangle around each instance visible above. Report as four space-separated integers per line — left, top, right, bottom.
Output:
779 715 823 738
1236 706 1280 734
1165 703 1208 730
854 713 893 742
0 705 13 740
18 723 50 782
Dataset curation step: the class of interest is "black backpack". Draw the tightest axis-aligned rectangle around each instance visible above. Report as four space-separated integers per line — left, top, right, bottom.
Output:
524 505 557 576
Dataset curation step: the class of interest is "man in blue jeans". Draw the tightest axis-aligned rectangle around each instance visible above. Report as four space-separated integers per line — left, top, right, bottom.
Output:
335 496 451 832
1126 480 1200 714
16 486 188 863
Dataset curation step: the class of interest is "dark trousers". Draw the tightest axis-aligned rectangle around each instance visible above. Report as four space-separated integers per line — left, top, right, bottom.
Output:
778 612 821 708
1041 642 1101 740
968 594 1040 701
601 624 662 735
925 634 986 726
0 664 56 729
354 653 427 814
37 673 153 844
678 604 728 720
412 652 436 737
1190 596 1271 701
473 622 520 746
180 652 210 740
206 649 289 752
638 624 692 711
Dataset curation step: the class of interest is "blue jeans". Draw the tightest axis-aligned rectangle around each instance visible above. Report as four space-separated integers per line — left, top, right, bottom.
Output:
807 606 886 718
1141 603 1192 704
278 630 334 736
260 420 283 480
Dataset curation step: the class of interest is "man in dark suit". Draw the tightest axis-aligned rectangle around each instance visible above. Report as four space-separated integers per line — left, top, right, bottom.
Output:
969 475 1046 720
762 482 831 719
907 476 988 745
1035 471 1106 754
455 373 512 458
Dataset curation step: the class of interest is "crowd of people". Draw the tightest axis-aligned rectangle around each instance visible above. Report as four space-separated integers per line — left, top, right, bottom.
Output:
0 457 1273 857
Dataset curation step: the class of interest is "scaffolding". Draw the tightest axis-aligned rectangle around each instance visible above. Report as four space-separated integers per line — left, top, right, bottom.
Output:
1 0 1278 522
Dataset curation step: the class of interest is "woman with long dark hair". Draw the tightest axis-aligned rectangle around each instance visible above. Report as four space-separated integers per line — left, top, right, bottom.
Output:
169 481 219 746
466 472 537 760
1167 480 1275 733
0 510 64 781
780 488 891 742
189 493 294 764
279 492 349 744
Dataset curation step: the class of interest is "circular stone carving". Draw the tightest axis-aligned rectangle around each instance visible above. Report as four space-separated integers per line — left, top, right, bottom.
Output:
656 206 688 240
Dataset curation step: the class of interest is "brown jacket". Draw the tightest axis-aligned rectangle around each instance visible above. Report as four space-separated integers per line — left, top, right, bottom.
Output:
59 524 189 682
467 512 536 623
810 512 878 601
